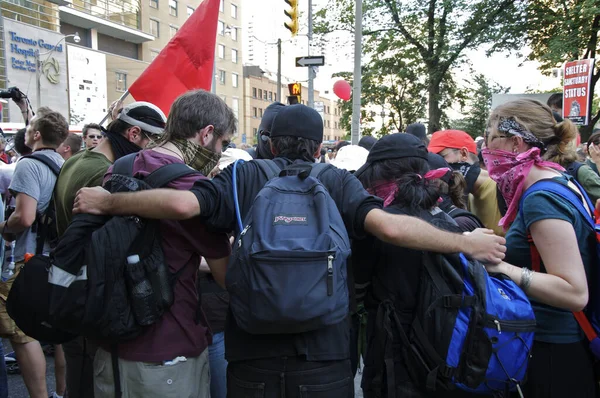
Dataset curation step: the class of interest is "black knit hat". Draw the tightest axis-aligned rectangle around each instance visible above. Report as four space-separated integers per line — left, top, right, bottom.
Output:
406 123 427 141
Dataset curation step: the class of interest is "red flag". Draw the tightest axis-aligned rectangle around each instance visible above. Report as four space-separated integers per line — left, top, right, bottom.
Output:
129 0 219 115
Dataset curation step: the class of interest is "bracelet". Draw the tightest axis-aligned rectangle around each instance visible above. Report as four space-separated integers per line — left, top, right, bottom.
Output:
520 267 534 292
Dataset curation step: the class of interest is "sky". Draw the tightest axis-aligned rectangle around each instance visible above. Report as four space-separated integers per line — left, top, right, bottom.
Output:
242 0 561 114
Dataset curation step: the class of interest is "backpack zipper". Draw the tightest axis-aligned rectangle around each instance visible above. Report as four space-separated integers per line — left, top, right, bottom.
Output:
485 316 536 334
327 255 334 296
238 225 251 248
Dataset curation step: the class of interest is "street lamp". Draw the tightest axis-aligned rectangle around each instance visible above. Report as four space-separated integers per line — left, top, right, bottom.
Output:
36 32 81 109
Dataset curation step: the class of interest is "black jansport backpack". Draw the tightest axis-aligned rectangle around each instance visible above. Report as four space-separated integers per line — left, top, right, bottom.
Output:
227 160 351 334
7 153 198 343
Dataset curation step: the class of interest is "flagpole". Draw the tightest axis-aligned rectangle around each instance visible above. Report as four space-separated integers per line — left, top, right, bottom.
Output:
99 90 130 126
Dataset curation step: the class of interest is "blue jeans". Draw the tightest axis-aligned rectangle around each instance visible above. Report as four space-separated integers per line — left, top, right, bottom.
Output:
0 342 8 398
209 332 227 398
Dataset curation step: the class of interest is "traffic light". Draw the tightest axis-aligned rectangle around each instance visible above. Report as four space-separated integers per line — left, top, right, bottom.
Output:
284 0 299 36
288 82 301 104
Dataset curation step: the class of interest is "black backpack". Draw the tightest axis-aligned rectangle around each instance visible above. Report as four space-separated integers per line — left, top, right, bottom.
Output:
446 206 484 229
365 209 536 397
7 153 198 344
5 152 66 342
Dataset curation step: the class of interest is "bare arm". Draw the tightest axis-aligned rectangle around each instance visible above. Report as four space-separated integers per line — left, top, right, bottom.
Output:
485 219 588 311
364 208 506 264
73 186 200 220
13 97 32 125
0 193 37 234
205 257 228 289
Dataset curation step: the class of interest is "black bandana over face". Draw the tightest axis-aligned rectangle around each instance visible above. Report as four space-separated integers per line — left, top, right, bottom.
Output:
106 130 142 160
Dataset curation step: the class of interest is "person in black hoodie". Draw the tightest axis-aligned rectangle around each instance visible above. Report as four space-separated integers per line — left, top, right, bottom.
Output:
353 133 479 398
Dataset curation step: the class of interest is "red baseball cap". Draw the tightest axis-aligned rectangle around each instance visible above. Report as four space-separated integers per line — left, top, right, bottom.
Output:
428 130 477 155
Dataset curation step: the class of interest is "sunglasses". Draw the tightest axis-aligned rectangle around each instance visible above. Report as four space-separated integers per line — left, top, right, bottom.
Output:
142 132 162 146
87 135 103 140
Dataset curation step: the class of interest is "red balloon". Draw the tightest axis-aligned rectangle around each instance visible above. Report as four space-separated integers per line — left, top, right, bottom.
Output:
333 80 352 101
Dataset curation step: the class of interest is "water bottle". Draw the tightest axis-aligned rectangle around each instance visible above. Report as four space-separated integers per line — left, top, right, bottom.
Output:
127 254 157 325
2 242 16 282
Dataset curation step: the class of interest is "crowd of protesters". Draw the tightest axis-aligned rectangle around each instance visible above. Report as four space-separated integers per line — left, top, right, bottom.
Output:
0 89 598 398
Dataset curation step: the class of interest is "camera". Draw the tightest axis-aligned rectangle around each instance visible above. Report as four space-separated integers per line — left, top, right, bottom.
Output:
0 87 24 102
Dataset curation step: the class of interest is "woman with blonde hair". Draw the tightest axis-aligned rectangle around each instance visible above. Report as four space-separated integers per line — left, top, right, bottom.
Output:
481 99 597 397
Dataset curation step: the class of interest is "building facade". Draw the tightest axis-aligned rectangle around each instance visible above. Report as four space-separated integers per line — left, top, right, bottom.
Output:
243 65 344 145
1 0 244 136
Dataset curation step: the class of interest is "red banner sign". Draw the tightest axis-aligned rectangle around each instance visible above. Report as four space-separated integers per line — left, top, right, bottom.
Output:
563 58 595 126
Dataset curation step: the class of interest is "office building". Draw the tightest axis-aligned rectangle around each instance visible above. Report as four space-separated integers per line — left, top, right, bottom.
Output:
244 65 344 144
0 0 244 139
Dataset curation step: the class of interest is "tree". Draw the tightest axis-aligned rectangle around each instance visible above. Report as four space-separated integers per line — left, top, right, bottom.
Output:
333 40 428 138
451 74 509 138
527 0 600 138
315 0 526 133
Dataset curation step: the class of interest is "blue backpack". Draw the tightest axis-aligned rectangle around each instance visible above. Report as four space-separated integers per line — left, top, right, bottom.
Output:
520 178 600 359
370 232 535 396
226 160 351 334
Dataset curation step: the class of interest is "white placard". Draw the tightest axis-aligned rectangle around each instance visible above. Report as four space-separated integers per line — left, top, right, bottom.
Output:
67 45 108 126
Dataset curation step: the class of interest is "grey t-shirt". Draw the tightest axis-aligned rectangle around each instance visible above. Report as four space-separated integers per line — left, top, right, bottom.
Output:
9 151 64 262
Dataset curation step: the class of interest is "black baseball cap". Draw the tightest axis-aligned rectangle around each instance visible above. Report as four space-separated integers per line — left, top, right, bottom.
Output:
271 104 323 142
258 102 286 134
355 133 428 176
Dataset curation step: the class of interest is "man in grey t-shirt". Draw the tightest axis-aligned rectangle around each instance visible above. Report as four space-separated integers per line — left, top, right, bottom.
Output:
0 108 68 398
8 150 63 261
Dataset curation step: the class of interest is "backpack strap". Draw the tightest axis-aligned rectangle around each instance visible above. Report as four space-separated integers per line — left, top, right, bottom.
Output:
112 153 198 188
21 153 61 254
519 179 594 230
144 163 198 188
253 159 281 180
111 153 137 178
565 161 584 181
22 152 61 176
519 179 599 344
309 162 331 179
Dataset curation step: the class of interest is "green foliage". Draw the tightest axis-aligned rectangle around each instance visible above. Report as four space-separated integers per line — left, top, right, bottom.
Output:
451 74 509 138
315 0 527 133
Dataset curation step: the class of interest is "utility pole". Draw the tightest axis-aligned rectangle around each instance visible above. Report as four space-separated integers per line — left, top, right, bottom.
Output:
211 59 216 94
36 52 42 109
307 0 314 108
350 0 362 145
277 38 282 103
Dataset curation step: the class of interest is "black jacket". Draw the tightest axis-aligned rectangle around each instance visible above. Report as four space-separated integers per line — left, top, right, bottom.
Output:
190 158 383 362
